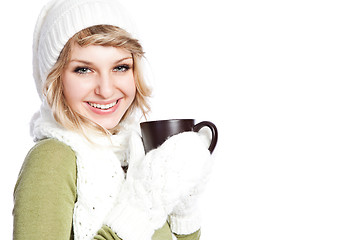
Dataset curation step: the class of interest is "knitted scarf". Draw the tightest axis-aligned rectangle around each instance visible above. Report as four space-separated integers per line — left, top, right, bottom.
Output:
30 102 139 239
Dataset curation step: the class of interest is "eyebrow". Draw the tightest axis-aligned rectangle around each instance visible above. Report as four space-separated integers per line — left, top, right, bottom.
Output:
69 56 133 65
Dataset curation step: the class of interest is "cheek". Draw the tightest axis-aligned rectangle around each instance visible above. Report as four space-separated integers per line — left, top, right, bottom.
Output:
121 76 137 100
62 74 88 105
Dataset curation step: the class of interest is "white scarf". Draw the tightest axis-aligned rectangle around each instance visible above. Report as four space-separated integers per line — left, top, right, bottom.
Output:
30 102 139 239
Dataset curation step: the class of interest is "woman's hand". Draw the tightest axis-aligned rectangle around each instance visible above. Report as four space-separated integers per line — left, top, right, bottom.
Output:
104 131 212 240
167 130 215 235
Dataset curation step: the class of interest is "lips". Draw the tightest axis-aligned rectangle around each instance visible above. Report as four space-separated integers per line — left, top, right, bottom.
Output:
86 99 121 114
87 100 118 110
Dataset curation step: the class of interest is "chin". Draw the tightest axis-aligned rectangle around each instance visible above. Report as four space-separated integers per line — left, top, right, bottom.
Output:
101 122 120 130
86 110 127 131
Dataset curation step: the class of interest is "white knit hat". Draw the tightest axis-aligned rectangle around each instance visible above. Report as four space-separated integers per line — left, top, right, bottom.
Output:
33 0 138 98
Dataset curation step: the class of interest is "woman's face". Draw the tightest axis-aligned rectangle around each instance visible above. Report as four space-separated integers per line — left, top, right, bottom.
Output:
62 44 136 130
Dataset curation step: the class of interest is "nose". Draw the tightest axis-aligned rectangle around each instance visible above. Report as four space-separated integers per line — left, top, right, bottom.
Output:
95 73 114 99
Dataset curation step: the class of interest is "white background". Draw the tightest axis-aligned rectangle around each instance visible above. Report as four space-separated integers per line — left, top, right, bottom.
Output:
1 0 360 239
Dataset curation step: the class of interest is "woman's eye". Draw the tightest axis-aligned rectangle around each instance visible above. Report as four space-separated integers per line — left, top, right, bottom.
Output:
114 65 131 72
74 67 91 74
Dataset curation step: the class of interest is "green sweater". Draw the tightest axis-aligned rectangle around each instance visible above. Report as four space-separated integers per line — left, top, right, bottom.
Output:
13 139 200 240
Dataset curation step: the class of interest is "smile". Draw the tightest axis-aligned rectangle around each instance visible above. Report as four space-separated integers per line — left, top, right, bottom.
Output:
87 100 118 110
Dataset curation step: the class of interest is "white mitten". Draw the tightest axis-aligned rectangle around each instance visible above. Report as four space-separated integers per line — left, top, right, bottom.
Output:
104 131 211 240
168 130 215 235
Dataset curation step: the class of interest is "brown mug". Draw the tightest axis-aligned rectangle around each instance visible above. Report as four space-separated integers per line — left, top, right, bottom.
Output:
140 119 218 153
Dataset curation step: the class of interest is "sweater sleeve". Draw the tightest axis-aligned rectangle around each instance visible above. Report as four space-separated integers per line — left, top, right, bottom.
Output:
174 230 201 240
94 223 200 240
13 138 77 240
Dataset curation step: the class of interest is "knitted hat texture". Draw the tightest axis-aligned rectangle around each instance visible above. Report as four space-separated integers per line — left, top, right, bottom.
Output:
33 0 137 98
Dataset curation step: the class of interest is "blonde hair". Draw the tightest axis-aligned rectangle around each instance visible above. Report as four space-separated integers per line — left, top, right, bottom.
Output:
44 25 151 135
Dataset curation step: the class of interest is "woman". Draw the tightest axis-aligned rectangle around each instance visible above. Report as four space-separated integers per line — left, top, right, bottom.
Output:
13 0 213 239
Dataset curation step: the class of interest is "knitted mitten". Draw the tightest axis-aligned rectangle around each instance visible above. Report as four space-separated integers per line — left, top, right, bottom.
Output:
168 130 215 235
168 191 203 235
104 131 211 240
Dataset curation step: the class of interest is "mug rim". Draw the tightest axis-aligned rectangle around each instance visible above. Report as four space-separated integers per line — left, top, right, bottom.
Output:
140 119 195 126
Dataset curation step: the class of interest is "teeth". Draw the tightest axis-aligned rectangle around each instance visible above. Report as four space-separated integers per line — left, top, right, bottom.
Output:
88 100 117 110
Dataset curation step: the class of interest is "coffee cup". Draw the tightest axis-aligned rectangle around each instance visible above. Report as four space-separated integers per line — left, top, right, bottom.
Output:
140 119 218 153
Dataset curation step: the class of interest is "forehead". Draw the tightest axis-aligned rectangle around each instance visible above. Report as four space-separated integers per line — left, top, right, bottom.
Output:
69 43 132 61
